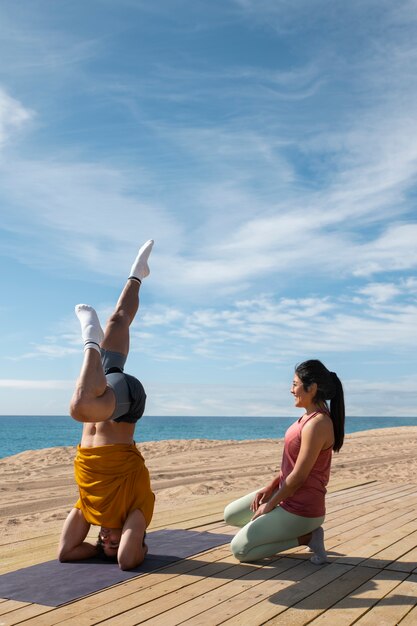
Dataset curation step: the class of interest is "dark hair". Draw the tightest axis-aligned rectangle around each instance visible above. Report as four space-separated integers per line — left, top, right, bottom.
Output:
96 535 118 563
295 359 345 452
96 530 147 563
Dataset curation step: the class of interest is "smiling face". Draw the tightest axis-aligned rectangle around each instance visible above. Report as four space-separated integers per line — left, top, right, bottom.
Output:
99 527 122 558
291 374 317 412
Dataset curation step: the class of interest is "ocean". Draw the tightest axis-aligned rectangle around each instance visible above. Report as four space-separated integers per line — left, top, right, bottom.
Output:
1 414 417 459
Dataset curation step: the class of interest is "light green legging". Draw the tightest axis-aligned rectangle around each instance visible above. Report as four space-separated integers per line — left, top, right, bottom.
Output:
224 490 324 562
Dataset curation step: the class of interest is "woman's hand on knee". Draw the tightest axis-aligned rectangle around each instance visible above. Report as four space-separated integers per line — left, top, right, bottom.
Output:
251 486 274 512
251 500 275 520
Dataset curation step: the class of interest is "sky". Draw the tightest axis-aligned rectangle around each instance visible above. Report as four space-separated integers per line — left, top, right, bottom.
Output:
0 0 416 417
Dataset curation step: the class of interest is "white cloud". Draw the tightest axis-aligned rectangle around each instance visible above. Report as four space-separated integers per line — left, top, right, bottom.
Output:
0 379 72 389
358 282 402 304
0 87 33 146
345 375 417 417
145 374 417 417
126 293 417 368
1 0 417 297
8 345 79 361
145 381 288 417
0 157 185 279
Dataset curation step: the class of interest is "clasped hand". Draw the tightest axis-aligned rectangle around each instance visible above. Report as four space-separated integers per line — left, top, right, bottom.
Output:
250 486 275 520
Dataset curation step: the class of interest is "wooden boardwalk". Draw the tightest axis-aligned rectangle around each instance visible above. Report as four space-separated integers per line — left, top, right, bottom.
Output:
2 479 417 625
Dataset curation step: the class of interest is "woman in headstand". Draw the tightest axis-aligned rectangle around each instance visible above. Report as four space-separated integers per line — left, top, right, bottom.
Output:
224 360 345 565
58 240 155 571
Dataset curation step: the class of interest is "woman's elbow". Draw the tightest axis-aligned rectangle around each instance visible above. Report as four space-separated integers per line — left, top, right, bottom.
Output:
118 554 144 571
57 547 70 562
287 474 307 493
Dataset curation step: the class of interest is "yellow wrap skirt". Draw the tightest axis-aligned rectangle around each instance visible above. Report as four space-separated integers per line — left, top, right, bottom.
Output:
74 443 154 529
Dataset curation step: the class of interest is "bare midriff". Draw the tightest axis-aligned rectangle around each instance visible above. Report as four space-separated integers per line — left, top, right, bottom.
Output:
80 421 136 447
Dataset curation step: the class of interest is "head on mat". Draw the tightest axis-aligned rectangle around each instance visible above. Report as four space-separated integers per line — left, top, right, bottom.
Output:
96 527 122 561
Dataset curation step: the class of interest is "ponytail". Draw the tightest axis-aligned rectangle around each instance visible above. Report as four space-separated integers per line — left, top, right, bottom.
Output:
329 372 345 452
295 360 345 452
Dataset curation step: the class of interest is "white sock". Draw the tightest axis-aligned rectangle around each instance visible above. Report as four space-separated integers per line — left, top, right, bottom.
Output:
129 239 154 282
75 304 104 353
308 527 328 565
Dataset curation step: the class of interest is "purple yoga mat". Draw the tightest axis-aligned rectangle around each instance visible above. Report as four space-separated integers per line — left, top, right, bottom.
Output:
0 529 232 606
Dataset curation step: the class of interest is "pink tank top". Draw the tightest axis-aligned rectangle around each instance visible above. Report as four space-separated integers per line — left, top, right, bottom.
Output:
279 412 332 518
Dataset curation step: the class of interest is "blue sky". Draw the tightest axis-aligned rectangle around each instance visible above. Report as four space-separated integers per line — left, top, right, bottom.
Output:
0 0 416 417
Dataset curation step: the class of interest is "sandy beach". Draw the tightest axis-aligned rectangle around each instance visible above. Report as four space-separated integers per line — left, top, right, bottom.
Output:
1 426 417 552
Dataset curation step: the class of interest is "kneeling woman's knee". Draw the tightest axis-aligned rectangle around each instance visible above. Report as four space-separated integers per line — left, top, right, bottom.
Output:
224 502 236 526
230 532 251 563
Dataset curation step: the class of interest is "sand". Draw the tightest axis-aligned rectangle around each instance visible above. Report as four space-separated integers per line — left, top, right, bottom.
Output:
1 426 416 550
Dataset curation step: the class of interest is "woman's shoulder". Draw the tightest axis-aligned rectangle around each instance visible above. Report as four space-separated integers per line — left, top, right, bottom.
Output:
308 410 332 427
302 411 333 435
302 411 334 447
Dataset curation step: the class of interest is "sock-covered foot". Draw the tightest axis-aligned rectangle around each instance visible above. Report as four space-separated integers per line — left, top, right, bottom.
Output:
129 239 154 282
308 527 328 565
75 304 104 353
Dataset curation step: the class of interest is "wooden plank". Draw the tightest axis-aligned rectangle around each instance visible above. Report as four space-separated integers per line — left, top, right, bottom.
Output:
324 499 417 538
334 517 417 566
361 528 417 570
76 557 291 626
327 484 417 511
386 543 417 573
353 574 417 626
326 486 417 519
271 569 408 626
283 508 417 564
0 600 31 617
129 558 305 626
181 564 376 626
68 559 243 626
326 479 376 493
327 494 417 531
325 485 417 517
327 510 417 553
1 541 60 575
217 563 353 626
326 481 381 501
398 604 417 625
285 499 417 561
0 602 53 625
3 481 416 626
20 545 232 626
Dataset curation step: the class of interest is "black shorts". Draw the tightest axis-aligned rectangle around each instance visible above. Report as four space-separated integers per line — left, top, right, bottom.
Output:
100 349 146 423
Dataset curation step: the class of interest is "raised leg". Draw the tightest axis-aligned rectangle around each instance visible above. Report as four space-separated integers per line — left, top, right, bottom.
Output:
70 306 115 422
101 239 154 356
69 240 154 423
100 279 140 356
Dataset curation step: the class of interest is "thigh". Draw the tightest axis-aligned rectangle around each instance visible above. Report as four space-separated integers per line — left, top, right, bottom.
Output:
105 372 131 420
100 348 127 373
224 490 258 527
101 314 130 356
239 506 324 546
